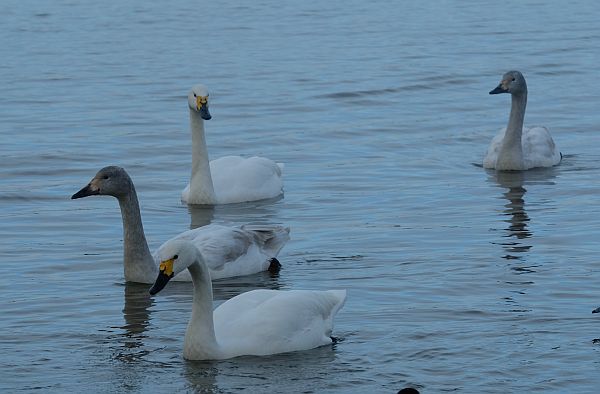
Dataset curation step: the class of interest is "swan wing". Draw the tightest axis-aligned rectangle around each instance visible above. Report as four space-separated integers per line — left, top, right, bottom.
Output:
156 224 289 279
483 128 506 168
522 126 561 169
210 156 284 204
213 289 346 357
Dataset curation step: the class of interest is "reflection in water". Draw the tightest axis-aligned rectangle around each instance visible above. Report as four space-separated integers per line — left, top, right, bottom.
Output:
494 171 531 260
187 204 215 229
121 282 153 338
183 361 219 392
113 282 154 362
183 344 339 392
187 195 285 230
489 168 558 272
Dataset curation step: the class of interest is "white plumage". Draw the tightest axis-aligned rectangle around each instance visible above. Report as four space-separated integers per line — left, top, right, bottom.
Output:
182 84 284 205
150 239 346 360
483 70 561 171
483 125 561 170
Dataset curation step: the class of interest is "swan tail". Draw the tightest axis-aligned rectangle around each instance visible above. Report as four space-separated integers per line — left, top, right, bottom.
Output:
268 258 282 273
242 225 290 256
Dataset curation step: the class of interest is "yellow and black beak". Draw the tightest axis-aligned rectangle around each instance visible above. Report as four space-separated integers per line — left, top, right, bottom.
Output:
149 258 175 295
196 95 211 120
71 183 99 199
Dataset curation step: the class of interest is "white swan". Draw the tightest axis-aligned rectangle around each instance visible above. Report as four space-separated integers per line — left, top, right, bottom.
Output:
72 166 289 283
149 239 346 360
483 70 561 171
181 84 284 205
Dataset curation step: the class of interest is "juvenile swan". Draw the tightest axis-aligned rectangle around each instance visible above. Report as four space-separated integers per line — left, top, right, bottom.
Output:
483 70 561 170
72 166 289 283
182 84 284 205
150 239 346 360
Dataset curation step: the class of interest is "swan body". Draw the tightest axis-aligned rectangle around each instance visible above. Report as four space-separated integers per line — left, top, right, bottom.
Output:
182 84 284 205
150 239 346 360
483 70 561 171
72 166 289 283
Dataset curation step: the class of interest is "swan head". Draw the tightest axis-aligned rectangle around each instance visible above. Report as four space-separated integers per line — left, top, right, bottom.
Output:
489 70 527 96
149 240 204 295
71 166 133 199
188 84 212 120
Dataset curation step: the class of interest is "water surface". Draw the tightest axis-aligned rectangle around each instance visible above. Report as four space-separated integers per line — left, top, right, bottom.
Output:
2 0 600 392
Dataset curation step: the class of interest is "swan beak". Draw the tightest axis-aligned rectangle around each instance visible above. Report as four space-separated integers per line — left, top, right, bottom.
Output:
149 258 175 295
489 82 509 95
593 307 600 314
196 96 211 120
71 183 99 199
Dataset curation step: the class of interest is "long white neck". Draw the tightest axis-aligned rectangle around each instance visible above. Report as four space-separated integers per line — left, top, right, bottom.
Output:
183 258 221 360
497 92 527 170
188 110 217 204
117 187 157 283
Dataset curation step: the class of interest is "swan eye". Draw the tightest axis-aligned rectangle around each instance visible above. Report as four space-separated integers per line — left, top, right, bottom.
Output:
511 77 516 82
173 254 178 259
103 175 109 180
193 93 197 97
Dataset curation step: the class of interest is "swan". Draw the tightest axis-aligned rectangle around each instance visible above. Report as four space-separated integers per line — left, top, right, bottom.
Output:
483 70 561 171
71 166 289 283
181 84 284 205
149 239 346 360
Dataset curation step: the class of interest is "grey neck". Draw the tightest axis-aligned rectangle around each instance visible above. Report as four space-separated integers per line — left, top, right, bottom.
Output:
503 91 527 149
117 186 156 283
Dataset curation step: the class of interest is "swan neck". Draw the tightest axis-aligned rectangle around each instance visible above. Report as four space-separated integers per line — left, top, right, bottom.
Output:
504 92 527 146
184 259 220 359
189 110 216 204
117 186 156 282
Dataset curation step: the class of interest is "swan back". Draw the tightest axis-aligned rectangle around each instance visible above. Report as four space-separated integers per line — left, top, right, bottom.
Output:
209 156 284 204
211 289 346 358
154 224 289 280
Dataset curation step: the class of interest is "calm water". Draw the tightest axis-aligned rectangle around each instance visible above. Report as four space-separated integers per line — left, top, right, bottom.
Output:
2 0 600 392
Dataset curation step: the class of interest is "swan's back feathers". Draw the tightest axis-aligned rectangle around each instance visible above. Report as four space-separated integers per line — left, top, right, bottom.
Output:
522 126 561 168
210 156 283 204
213 289 346 357
155 224 289 279
483 126 561 170
241 224 290 256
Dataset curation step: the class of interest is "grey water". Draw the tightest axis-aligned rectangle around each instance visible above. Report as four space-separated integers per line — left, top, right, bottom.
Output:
1 0 600 392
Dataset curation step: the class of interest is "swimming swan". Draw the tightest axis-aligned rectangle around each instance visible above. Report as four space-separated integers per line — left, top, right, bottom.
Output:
182 84 284 205
483 70 561 171
72 166 289 283
149 239 346 360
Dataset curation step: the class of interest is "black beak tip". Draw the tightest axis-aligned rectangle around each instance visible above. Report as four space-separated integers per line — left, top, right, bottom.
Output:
71 185 98 199
149 272 173 295
593 307 600 314
489 85 507 95
71 190 85 199
199 106 212 120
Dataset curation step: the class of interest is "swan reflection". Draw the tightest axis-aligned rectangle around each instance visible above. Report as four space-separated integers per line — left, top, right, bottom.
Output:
489 168 558 265
110 282 154 363
187 194 284 230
